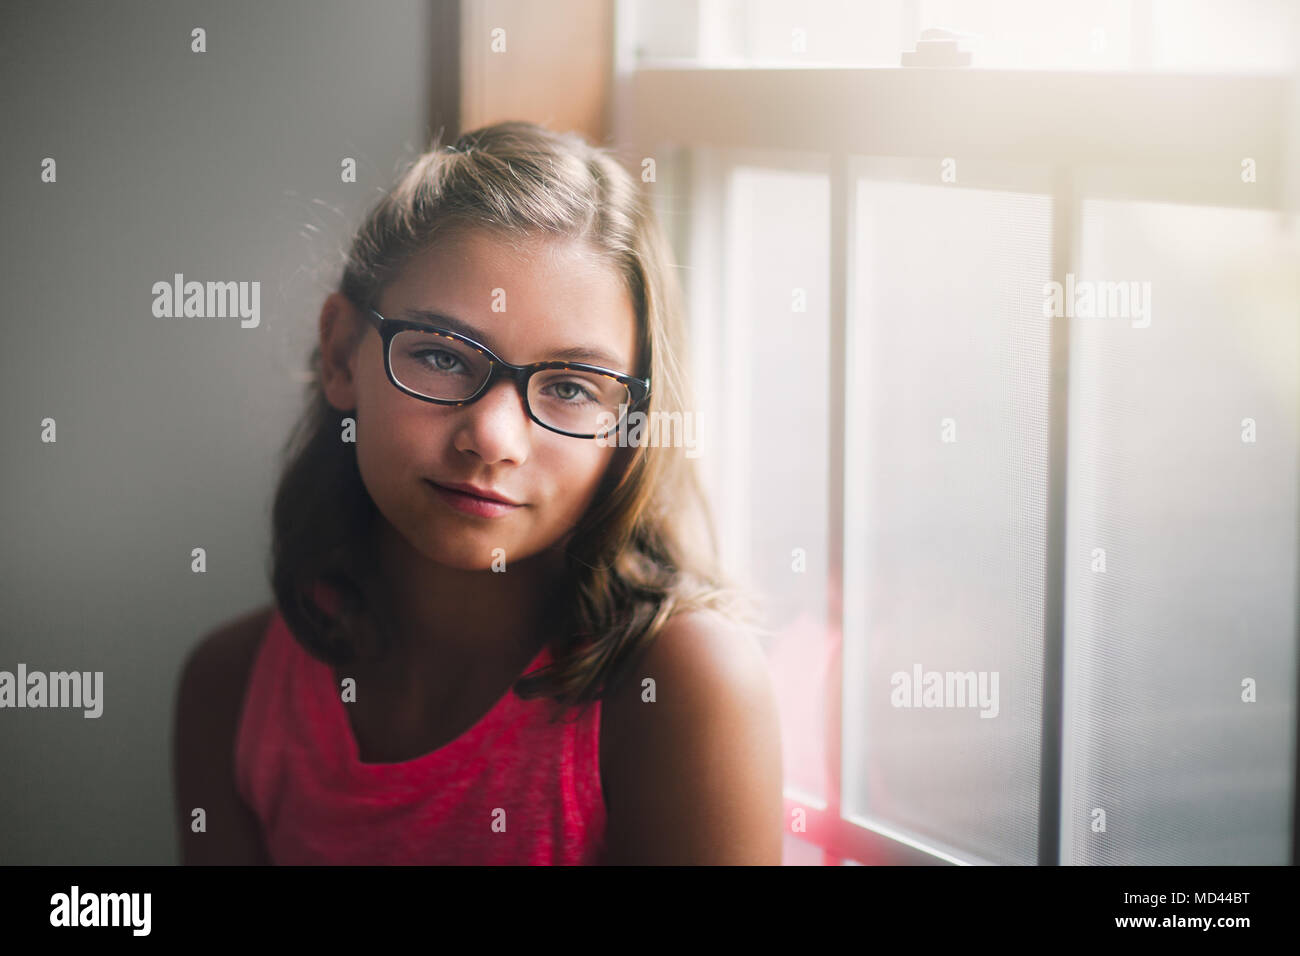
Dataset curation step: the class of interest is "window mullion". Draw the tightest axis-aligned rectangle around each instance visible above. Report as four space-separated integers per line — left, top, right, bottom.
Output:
1038 167 1077 867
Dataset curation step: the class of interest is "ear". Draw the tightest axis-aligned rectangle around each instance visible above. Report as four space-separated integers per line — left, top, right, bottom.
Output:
319 293 365 412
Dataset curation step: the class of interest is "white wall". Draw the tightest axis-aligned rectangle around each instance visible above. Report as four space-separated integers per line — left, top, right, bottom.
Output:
0 0 432 863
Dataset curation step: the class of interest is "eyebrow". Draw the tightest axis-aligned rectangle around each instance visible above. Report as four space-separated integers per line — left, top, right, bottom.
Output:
397 308 628 370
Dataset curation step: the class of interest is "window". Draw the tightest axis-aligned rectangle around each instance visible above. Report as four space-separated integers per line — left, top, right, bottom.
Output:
617 0 1300 865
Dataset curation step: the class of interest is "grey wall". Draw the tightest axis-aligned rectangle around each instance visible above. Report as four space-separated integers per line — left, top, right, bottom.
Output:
0 0 433 863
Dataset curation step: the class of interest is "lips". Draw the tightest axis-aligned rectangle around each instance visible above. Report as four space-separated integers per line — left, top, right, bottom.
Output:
431 480 521 505
425 480 523 518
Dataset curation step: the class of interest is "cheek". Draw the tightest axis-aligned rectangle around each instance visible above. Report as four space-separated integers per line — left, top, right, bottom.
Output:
544 445 619 521
352 380 422 504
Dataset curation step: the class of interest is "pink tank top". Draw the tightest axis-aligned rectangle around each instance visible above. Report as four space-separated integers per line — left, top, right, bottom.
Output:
234 605 607 865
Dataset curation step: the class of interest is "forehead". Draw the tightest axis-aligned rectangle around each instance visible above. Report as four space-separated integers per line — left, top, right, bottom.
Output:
378 227 640 372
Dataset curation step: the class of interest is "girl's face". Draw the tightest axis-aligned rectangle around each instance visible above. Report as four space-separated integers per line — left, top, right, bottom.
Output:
322 227 639 572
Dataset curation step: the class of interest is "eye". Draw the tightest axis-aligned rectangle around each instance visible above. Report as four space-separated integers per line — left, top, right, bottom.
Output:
412 348 463 372
546 379 599 404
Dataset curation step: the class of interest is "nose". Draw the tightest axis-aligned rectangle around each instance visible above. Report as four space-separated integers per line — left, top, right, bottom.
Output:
451 376 532 464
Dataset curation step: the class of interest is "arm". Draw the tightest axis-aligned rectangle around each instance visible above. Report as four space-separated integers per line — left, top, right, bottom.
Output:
600 609 784 865
172 607 274 865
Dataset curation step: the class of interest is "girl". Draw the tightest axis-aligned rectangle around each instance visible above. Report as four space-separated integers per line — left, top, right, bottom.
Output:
172 120 784 865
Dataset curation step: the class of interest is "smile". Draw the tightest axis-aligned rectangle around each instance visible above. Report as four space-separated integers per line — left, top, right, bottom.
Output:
425 480 523 518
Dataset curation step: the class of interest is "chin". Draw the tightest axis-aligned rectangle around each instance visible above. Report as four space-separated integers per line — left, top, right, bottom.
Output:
419 540 503 572
423 523 531 570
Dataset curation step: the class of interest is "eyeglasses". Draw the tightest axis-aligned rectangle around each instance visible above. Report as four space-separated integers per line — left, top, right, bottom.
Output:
361 309 651 439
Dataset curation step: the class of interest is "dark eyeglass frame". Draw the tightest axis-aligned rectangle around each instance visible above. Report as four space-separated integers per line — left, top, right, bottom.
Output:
362 308 652 439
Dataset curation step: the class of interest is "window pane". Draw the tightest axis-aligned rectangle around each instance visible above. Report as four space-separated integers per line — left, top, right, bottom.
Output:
917 0 1135 69
920 0 1296 71
1062 199 1299 864
1149 0 1297 73
782 832 827 865
626 0 1298 71
705 164 832 805
630 0 908 67
842 175 1053 865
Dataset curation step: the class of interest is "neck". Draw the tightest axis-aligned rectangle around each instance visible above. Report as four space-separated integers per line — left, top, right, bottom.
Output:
365 518 568 677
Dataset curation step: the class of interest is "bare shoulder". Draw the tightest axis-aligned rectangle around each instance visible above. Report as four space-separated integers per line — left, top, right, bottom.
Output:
173 603 275 864
175 603 275 758
180 604 274 689
183 608 274 686
608 607 775 718
599 607 784 865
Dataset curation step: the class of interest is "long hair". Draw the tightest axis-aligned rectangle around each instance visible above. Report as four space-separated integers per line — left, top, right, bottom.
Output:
268 120 758 717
